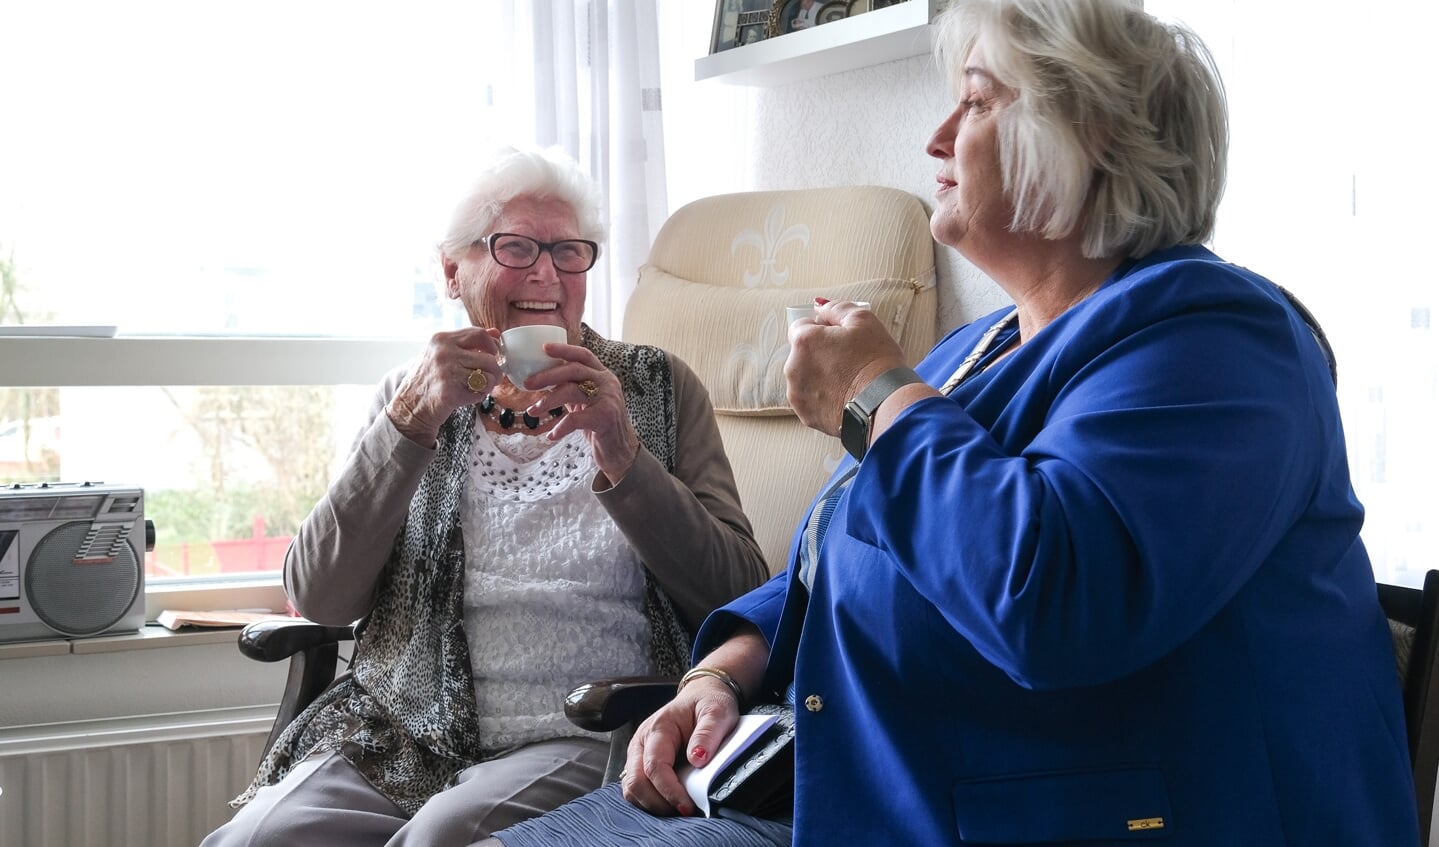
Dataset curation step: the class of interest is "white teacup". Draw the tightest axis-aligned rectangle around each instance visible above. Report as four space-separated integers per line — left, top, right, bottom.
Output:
785 300 871 324
498 324 567 387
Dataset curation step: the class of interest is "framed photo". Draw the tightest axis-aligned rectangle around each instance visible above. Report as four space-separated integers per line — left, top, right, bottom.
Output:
776 0 848 35
819 1 849 23
711 0 776 53
847 0 908 14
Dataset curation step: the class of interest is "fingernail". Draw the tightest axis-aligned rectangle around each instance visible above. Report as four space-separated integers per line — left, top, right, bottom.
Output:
814 297 830 305
691 746 708 762
679 803 694 817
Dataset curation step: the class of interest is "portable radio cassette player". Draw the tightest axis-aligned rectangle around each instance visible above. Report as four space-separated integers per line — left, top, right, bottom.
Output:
0 482 152 642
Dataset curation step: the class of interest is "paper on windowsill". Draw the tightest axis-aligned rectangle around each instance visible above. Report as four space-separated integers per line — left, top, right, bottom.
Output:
676 712 779 817
155 609 294 630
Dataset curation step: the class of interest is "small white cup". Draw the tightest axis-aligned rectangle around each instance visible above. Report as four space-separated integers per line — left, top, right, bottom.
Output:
498 325 567 387
785 300 871 324
785 304 817 324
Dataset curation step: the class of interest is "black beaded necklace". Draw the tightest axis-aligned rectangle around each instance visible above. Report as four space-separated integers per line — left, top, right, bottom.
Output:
479 394 564 430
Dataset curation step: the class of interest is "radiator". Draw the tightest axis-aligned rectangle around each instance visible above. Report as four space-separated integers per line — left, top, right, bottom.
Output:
0 707 272 847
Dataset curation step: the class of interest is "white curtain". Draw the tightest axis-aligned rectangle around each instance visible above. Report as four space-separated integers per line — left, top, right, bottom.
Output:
487 0 669 338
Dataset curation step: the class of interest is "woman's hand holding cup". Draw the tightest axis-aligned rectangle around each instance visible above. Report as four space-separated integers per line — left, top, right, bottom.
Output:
785 298 907 437
388 326 505 447
517 341 642 487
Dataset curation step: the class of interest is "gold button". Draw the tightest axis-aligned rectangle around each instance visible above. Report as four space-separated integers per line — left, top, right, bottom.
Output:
804 694 823 712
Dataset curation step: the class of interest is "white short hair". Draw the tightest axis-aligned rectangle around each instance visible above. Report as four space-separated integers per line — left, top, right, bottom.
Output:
935 0 1228 258
438 146 606 261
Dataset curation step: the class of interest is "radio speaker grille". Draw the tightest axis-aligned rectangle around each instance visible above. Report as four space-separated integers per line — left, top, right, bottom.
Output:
23 521 141 636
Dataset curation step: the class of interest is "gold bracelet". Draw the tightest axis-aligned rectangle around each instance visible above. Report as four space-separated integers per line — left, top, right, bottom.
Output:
678 665 745 706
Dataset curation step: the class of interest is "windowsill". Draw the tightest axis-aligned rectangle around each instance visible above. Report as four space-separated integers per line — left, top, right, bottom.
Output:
0 334 422 386
0 623 246 662
143 577 290 621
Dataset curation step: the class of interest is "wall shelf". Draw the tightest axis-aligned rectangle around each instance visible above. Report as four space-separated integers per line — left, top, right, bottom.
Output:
695 0 936 87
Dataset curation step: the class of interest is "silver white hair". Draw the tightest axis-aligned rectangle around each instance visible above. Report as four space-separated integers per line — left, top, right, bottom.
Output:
438 145 607 262
935 0 1228 258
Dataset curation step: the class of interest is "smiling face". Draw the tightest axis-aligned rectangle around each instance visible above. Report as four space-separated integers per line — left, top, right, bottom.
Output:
926 45 1016 264
445 195 588 341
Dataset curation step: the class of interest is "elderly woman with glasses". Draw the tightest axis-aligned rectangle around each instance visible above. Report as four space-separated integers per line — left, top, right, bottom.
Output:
204 146 768 847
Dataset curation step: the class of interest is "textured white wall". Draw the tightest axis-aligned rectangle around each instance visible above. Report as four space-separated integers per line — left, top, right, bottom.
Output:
658 10 1012 339
744 56 1012 335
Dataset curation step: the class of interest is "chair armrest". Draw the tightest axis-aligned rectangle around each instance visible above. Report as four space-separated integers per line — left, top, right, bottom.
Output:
238 619 356 760
564 676 679 733
238 618 355 662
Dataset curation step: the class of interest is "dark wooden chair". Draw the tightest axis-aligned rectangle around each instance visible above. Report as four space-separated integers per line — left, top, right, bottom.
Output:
1378 569 1439 846
237 618 354 758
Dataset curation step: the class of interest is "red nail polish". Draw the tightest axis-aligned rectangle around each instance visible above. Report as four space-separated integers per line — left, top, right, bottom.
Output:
679 804 694 817
691 745 708 762
814 297 830 305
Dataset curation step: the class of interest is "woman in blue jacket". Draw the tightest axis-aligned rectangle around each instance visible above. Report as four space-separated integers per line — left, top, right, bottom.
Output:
482 0 1418 844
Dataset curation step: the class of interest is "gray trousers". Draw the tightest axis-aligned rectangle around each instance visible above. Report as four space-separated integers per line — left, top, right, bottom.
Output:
201 737 608 847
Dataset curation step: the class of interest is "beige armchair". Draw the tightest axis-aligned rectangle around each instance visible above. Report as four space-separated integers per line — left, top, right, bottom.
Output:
624 185 939 572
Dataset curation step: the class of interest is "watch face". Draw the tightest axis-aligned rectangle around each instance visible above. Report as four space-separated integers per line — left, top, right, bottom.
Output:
840 366 925 462
841 399 869 461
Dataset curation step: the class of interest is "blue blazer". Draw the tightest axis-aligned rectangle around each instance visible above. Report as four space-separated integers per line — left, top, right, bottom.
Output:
696 246 1418 845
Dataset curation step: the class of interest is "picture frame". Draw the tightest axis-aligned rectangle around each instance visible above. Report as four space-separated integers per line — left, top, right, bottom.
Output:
819 1 849 23
846 0 908 15
711 0 777 54
775 0 848 35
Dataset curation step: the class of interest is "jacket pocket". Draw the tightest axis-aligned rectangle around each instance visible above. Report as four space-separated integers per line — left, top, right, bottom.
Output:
952 766 1171 843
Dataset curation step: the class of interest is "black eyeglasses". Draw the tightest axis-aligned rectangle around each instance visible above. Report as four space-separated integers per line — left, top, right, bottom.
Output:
479 233 600 273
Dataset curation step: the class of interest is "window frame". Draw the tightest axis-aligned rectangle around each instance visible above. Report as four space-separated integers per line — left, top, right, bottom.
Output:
0 334 421 616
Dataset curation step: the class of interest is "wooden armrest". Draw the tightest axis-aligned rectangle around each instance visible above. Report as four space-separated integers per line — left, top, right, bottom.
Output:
564 676 680 733
238 618 356 759
238 618 355 663
1381 582 1423 629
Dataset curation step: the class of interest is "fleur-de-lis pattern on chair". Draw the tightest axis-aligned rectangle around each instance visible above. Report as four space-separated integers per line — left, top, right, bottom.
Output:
731 204 810 289
728 310 790 409
626 187 938 573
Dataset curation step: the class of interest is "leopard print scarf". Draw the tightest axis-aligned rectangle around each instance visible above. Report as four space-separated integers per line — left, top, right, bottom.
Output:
234 326 691 814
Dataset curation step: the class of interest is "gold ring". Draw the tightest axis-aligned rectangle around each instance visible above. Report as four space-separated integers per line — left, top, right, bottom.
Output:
577 379 599 399
467 369 488 393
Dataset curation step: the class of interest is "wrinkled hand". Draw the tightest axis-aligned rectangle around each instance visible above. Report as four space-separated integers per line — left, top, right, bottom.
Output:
522 343 641 485
620 678 742 818
387 327 503 447
785 300 908 436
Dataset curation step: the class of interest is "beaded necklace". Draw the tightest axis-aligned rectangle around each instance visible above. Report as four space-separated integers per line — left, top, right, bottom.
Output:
478 394 564 430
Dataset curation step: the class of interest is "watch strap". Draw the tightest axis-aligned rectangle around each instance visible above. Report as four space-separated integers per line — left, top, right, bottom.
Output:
841 366 924 461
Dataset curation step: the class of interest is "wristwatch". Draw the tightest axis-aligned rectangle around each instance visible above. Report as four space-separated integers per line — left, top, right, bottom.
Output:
840 366 924 461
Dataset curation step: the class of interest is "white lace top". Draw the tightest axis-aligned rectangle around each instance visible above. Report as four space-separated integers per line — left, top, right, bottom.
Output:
461 423 653 752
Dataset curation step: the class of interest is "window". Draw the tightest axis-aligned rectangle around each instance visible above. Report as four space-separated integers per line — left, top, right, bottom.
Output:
0 1 511 602
0 344 416 608
1144 1 1439 587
